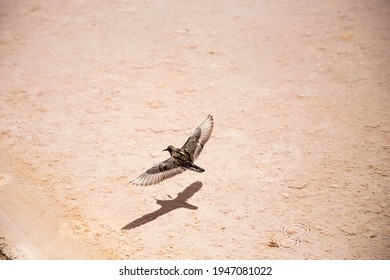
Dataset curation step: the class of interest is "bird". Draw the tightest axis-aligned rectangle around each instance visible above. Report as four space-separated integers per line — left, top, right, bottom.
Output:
130 114 214 186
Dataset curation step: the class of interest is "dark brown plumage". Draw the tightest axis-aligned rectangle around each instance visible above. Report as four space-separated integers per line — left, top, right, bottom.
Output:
130 115 214 186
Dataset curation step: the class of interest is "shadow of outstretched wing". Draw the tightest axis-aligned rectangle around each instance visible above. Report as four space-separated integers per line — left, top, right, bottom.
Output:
122 181 202 230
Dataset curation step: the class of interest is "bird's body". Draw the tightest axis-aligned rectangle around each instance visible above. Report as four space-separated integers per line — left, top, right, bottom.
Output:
130 114 214 186
164 145 205 173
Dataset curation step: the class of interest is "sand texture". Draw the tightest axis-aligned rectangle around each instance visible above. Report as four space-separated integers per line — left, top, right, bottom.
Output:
0 0 389 259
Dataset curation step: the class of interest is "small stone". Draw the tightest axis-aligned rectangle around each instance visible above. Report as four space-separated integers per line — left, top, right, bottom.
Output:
288 182 308 189
339 33 354 41
379 202 387 208
209 50 221 55
368 232 377 238
282 192 290 199
150 128 164 133
0 174 10 186
267 241 279 248
147 101 164 109
286 228 297 235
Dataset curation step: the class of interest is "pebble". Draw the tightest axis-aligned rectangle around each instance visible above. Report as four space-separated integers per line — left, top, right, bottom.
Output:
330 184 341 189
0 174 10 186
379 202 387 208
150 128 164 133
147 101 164 109
288 182 308 189
368 232 377 238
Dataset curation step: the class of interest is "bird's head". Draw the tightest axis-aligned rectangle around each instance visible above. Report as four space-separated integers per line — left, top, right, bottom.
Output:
163 145 175 155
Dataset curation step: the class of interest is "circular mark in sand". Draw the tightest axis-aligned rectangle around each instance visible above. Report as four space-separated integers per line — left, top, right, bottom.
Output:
282 223 311 238
274 223 311 249
276 236 300 249
0 174 11 186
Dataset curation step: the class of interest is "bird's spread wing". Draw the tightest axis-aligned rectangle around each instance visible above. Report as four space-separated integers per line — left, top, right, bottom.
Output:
130 157 186 186
182 114 214 160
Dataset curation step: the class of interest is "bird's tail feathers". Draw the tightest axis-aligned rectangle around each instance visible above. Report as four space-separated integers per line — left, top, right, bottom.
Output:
188 164 205 173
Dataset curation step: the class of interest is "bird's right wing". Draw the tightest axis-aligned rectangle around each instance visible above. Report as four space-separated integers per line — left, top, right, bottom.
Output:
130 157 186 186
182 114 214 160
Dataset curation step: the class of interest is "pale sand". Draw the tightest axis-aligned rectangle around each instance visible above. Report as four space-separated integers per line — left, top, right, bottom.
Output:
0 0 389 259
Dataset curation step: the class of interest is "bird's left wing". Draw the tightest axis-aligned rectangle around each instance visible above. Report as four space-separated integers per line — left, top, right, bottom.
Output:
182 114 214 160
130 157 186 186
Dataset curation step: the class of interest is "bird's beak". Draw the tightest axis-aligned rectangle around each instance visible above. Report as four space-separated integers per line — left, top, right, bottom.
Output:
163 148 168 151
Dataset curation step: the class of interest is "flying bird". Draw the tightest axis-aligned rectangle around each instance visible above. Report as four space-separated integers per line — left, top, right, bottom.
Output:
130 114 214 186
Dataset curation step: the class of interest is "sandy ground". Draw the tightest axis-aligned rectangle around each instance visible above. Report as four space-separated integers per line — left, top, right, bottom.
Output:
0 0 389 260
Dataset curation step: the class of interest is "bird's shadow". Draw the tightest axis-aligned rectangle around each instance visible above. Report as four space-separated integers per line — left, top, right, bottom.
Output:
121 181 203 230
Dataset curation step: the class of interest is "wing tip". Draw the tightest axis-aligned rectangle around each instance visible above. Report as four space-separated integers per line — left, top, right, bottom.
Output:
198 114 214 129
130 173 162 187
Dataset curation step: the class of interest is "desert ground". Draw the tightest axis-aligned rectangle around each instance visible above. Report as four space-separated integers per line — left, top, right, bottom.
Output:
0 0 389 259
